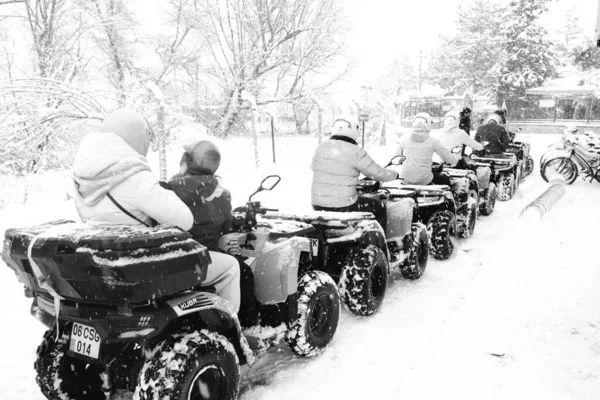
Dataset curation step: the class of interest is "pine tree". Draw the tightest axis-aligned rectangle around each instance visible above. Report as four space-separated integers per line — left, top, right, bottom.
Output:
495 0 558 110
427 0 507 96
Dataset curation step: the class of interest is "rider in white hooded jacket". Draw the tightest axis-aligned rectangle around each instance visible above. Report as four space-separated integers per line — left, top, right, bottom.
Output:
431 110 483 163
72 109 240 313
395 113 459 185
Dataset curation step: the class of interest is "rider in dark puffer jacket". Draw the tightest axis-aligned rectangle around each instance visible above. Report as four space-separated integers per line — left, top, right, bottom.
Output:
164 140 256 327
166 141 232 250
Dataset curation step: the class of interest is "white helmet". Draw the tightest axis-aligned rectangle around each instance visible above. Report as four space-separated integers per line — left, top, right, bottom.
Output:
414 112 433 127
331 115 360 141
443 110 460 130
485 113 502 125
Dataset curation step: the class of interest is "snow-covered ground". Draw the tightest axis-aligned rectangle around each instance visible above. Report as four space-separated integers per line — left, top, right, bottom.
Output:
1 132 599 400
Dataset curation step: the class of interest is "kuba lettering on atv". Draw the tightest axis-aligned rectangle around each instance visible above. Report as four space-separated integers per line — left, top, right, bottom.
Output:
177 295 213 311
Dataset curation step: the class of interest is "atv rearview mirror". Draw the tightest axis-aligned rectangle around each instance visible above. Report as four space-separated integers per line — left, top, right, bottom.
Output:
386 155 405 167
249 175 281 201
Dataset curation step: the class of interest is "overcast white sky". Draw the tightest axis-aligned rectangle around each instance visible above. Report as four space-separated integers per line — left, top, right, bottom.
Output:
340 0 598 96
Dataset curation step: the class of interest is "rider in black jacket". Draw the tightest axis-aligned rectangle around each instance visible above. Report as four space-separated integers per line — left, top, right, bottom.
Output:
474 113 511 156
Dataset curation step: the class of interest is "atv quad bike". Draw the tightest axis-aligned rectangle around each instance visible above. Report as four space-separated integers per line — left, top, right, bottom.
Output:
257 172 429 317
1 177 339 400
218 176 341 356
470 152 519 201
361 156 460 261
446 146 498 216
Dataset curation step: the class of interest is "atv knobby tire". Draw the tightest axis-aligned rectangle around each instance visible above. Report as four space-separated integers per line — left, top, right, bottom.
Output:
497 173 515 201
35 328 105 400
524 156 534 177
479 183 497 216
426 212 454 260
514 162 523 190
135 328 240 400
338 245 388 316
287 271 340 357
457 198 477 238
399 223 429 280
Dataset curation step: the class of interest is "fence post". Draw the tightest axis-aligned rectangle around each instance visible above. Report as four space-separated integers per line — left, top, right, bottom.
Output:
241 90 260 168
157 103 167 181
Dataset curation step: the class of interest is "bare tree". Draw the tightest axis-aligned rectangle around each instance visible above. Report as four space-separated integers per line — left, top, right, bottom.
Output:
186 0 352 137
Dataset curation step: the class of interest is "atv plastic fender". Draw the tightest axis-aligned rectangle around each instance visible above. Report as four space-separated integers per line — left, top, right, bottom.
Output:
384 197 415 240
327 219 389 261
167 291 255 366
252 236 311 305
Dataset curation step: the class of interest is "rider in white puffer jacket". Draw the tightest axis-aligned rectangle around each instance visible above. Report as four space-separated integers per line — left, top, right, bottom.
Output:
73 109 193 229
73 109 241 313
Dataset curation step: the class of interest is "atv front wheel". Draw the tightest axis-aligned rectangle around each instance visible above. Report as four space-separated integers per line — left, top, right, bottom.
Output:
426 212 454 260
479 183 497 216
287 271 340 357
497 173 515 201
135 328 240 400
338 245 388 316
457 198 477 238
35 328 104 400
399 223 429 279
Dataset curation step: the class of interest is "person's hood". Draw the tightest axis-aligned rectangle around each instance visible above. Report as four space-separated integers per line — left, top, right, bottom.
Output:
72 131 151 206
98 109 151 156
410 129 430 142
168 174 223 203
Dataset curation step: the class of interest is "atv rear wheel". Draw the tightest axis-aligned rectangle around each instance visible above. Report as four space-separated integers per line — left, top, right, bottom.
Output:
479 183 497 216
399 223 429 280
135 328 240 400
457 198 477 238
497 173 515 201
35 328 104 400
338 245 388 316
287 271 340 357
426 212 454 260
524 156 534 177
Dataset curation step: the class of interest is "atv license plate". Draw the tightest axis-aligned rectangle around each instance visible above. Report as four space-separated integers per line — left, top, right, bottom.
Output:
69 322 101 359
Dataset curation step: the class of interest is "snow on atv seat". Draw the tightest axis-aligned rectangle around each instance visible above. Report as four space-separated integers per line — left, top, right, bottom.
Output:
263 211 374 228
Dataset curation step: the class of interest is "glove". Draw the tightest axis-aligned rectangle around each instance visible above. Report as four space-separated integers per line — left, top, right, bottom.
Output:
456 158 468 169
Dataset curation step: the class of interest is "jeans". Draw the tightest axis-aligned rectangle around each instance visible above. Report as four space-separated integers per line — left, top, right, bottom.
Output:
204 251 241 313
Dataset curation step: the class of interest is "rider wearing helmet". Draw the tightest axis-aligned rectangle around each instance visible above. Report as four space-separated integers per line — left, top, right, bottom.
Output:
474 113 512 155
395 112 459 185
431 110 483 163
311 114 398 230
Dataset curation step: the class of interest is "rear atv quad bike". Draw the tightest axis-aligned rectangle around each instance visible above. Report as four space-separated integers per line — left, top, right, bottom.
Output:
3 176 340 400
2 221 251 400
